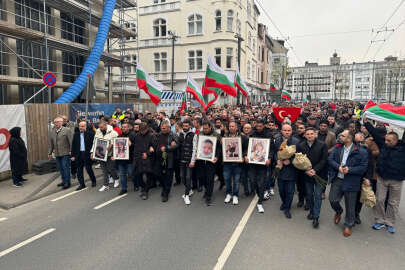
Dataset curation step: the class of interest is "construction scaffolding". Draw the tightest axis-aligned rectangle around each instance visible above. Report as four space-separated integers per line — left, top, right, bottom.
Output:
0 0 137 104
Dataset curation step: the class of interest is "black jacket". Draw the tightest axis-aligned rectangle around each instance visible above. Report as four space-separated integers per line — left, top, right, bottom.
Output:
178 130 195 163
8 127 28 175
365 122 405 180
71 129 95 159
297 139 328 180
155 131 179 171
131 129 156 174
274 136 300 181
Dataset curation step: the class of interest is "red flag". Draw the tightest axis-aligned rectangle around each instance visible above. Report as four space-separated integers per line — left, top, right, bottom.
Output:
363 100 376 112
273 107 301 123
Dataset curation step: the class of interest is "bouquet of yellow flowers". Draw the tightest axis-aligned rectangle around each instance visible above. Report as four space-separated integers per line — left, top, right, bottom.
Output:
273 141 297 181
360 181 376 207
292 153 328 187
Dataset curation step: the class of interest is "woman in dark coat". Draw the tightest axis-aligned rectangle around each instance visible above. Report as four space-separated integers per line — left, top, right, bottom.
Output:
8 127 28 187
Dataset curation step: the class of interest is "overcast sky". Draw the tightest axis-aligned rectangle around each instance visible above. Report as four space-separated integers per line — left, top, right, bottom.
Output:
257 0 405 66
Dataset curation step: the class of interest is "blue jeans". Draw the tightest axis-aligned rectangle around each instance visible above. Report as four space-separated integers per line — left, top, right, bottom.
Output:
223 163 242 196
12 173 23 185
56 155 71 186
278 179 295 210
118 162 132 191
305 180 323 218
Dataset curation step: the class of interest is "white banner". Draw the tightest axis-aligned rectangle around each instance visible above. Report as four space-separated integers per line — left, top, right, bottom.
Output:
0 105 27 173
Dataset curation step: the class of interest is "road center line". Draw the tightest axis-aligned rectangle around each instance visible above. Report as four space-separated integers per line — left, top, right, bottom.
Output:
94 194 127 210
0 217 8 222
213 195 259 270
51 187 88 202
0 228 56 258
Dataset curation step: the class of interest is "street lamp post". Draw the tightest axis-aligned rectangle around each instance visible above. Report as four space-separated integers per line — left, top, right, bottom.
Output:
235 33 244 105
168 30 179 110
388 70 393 103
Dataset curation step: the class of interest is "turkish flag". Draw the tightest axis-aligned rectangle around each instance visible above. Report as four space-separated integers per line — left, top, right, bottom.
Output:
273 107 302 123
330 103 337 110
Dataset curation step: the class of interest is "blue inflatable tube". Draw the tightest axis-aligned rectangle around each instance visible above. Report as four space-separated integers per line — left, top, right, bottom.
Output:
55 0 117 103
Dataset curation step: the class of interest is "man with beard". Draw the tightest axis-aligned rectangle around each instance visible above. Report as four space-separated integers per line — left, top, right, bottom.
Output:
241 123 253 196
115 122 135 195
274 124 299 219
297 127 328 228
190 121 221 206
132 122 156 200
155 121 179 202
178 120 195 205
91 121 119 192
327 115 342 135
247 120 273 213
318 119 336 153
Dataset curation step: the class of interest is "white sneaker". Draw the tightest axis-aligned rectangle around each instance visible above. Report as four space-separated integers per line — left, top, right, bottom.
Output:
224 194 232 203
184 195 191 205
109 177 114 184
257 204 264 213
189 189 194 196
269 188 275 196
264 190 270 200
95 164 101 169
114 180 120 188
233 196 239 205
99 185 109 192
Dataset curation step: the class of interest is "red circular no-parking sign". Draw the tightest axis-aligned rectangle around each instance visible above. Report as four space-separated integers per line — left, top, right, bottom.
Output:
0 128 10 150
42 72 57 87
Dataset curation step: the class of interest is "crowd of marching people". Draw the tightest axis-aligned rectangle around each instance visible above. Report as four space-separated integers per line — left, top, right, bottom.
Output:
9 102 405 237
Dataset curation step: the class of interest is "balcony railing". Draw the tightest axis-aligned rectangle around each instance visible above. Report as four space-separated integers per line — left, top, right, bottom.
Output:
139 1 180 15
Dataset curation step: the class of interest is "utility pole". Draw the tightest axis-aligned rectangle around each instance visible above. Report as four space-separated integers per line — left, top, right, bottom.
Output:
235 33 244 105
388 70 392 103
402 79 405 101
168 30 179 112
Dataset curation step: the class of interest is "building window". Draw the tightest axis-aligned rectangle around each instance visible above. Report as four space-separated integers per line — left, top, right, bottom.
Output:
215 48 221 67
247 1 251 22
227 10 234 32
248 32 251 48
252 38 256 55
215 10 221 31
188 14 203 35
247 61 251 79
61 12 85 44
154 52 167 72
153 18 167 37
188 50 203 71
226 48 233 69
62 51 84 83
16 40 54 79
261 71 264 83
261 47 265 62
15 0 53 34
153 0 166 3
252 63 255 81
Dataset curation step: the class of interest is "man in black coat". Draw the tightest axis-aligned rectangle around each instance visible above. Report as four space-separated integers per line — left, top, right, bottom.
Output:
155 121 179 202
131 122 156 200
115 122 135 195
178 120 195 205
71 121 96 190
8 127 28 187
297 127 328 228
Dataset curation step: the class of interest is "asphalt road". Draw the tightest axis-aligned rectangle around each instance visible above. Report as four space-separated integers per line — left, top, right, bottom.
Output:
0 179 404 270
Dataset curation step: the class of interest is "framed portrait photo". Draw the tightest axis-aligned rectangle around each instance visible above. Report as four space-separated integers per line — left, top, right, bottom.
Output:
222 137 243 163
197 135 217 162
113 137 129 160
247 138 270 165
93 138 109 162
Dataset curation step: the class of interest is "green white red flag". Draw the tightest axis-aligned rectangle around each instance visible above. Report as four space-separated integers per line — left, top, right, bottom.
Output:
363 103 405 128
270 83 276 92
363 100 376 112
235 64 250 104
204 56 237 97
136 63 164 105
281 90 292 101
186 74 206 110
179 94 187 115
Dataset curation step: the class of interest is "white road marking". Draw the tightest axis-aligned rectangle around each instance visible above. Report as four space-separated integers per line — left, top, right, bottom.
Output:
213 195 259 270
50 187 88 202
93 194 127 210
0 217 8 222
0 228 55 258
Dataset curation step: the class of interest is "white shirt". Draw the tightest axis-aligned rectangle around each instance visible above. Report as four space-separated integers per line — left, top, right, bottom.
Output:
338 143 353 179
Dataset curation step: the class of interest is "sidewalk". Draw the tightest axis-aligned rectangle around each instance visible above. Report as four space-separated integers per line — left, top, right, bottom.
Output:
0 167 103 210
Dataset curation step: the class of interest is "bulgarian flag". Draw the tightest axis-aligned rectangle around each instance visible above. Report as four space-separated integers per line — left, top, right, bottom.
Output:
270 83 276 92
136 63 164 105
235 64 250 104
281 90 292 101
204 87 220 110
186 74 206 110
204 56 237 97
179 94 187 115
363 103 405 128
